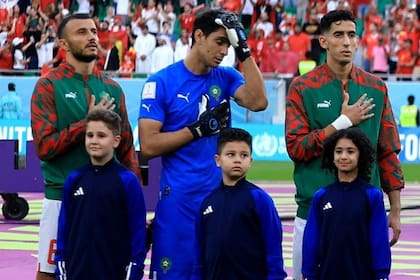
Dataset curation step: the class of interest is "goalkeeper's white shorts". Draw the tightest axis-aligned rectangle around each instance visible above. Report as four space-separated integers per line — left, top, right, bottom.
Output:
37 198 62 273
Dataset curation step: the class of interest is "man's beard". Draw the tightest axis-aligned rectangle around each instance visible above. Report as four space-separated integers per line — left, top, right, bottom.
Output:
73 50 98 63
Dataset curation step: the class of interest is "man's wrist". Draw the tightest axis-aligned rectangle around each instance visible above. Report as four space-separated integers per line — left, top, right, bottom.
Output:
236 47 251 62
187 125 201 139
331 114 352 130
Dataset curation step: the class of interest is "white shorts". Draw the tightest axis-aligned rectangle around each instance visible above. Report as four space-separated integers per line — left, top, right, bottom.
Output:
292 216 307 280
37 198 62 273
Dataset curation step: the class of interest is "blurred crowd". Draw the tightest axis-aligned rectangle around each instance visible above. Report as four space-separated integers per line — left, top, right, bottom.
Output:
0 0 419 78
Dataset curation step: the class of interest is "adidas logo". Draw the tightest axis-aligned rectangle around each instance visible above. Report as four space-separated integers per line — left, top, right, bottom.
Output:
322 202 332 210
203 205 213 215
73 186 85 196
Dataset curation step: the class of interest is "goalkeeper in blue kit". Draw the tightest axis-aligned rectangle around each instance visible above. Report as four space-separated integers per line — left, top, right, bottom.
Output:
138 9 268 280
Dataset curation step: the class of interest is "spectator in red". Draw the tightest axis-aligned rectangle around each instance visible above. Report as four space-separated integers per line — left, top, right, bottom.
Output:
118 52 135 78
273 31 286 51
0 6 8 25
276 42 300 75
402 12 419 55
220 0 242 15
391 0 410 23
247 28 266 66
287 24 311 61
8 4 26 39
0 39 13 74
110 15 126 32
39 0 56 18
178 2 196 36
360 22 381 72
397 38 417 81
364 3 383 31
259 35 280 72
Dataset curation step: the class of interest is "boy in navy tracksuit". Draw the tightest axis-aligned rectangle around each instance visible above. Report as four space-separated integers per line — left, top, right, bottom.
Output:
55 109 147 280
195 128 287 280
302 127 391 280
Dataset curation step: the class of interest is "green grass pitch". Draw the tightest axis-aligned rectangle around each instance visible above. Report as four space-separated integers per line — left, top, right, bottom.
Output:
247 161 419 183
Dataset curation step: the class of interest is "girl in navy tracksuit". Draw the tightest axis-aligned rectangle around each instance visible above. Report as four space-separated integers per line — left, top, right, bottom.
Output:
302 127 391 280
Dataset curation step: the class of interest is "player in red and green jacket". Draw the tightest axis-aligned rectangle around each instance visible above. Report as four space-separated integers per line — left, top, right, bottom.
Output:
30 14 140 280
31 60 139 200
285 10 404 280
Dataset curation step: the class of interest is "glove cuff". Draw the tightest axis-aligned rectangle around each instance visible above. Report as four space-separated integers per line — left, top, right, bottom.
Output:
236 47 251 62
188 125 202 139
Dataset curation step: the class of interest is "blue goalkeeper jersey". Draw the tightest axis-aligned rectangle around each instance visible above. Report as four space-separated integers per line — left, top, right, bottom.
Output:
139 60 242 197
138 60 244 279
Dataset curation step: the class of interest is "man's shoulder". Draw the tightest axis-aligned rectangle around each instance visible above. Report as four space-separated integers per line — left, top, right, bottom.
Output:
147 60 183 80
353 66 387 90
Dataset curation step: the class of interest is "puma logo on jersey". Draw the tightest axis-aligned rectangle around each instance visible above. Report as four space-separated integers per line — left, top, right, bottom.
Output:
142 104 151 112
177 93 190 103
65 92 77 99
317 100 331 108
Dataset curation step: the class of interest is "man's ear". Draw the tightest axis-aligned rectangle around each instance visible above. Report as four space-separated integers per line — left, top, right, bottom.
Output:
193 29 204 44
58 38 69 52
319 34 327 50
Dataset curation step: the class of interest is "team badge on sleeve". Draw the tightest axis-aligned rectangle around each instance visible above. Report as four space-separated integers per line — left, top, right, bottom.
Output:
142 82 156 99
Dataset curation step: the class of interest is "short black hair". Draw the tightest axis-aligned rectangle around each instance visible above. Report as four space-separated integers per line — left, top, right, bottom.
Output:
320 9 356 34
321 127 375 182
57 13 92 38
86 109 122 136
8 82 15 91
408 95 415 104
191 9 225 46
217 127 252 154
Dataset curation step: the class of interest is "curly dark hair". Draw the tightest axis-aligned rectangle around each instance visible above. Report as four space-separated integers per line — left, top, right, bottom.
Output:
321 127 375 182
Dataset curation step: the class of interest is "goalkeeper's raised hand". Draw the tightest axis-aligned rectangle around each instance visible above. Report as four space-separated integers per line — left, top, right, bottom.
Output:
215 11 251 62
188 99 230 139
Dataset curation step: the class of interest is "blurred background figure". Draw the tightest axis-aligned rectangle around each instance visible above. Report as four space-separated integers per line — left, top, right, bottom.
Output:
0 82 23 120
150 34 174 73
400 94 419 127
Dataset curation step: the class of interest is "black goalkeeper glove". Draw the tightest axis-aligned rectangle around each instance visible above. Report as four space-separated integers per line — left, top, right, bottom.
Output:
215 12 251 62
188 99 230 139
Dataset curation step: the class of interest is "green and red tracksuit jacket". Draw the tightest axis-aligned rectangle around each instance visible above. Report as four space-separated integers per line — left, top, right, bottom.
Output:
31 62 140 200
285 63 404 219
